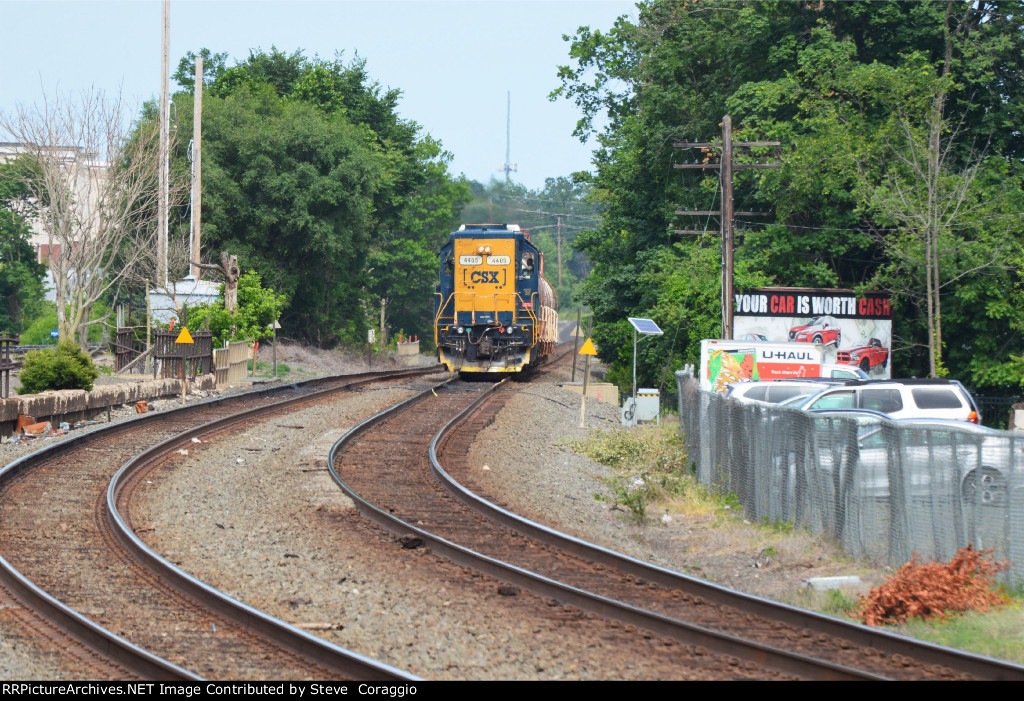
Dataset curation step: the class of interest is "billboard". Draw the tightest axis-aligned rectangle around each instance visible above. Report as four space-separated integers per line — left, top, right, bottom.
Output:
733 288 893 379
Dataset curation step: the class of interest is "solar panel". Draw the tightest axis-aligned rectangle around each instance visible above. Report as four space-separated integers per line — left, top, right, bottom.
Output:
628 317 663 335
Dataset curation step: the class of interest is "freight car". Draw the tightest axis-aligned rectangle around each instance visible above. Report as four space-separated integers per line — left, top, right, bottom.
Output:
433 224 558 373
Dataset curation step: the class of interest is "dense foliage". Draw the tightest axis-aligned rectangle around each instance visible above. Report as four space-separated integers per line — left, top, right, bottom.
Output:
0 162 47 338
170 48 470 347
553 0 1024 396
18 341 99 394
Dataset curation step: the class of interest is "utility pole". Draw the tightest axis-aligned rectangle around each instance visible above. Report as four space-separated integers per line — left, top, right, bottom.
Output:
556 215 563 287
157 0 170 288
189 56 203 280
673 115 779 339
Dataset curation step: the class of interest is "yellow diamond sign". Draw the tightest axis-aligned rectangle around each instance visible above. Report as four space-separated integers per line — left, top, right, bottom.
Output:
175 327 194 344
579 338 598 356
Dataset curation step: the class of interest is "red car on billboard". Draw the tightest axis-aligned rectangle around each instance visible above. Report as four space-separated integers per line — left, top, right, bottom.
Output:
788 316 841 346
836 338 889 372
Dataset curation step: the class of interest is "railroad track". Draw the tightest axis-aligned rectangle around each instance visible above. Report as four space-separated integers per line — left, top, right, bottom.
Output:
330 357 1024 681
0 367 440 680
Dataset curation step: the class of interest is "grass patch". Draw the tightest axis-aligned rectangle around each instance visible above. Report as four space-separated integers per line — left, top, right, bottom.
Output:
247 360 292 378
569 425 732 523
893 599 1024 664
785 586 864 621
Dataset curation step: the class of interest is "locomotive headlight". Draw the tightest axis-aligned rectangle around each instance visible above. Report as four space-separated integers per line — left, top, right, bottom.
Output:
457 326 464 334
477 245 485 254
506 326 514 334
484 246 491 254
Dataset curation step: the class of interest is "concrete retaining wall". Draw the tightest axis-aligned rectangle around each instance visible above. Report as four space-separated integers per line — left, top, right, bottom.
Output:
559 382 620 406
3 373 217 437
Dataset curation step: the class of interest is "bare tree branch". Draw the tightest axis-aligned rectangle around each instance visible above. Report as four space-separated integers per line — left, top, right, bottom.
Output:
0 87 174 344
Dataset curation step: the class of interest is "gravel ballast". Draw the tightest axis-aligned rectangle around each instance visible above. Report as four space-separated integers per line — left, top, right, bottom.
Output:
131 374 758 680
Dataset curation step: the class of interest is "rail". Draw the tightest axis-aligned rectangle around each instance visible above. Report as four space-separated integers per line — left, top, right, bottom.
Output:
328 379 873 680
0 366 440 679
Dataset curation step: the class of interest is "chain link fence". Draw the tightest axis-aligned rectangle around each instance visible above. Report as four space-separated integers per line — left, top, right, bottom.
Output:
676 371 1024 582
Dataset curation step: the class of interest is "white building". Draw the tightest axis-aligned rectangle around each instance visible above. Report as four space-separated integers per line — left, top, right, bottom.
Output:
148 276 221 324
0 141 108 264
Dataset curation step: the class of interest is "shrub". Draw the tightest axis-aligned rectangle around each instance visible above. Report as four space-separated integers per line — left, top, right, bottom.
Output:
856 546 1009 626
18 341 100 394
187 271 287 346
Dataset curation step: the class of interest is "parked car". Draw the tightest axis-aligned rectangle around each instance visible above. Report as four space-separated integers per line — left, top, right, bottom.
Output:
739 333 769 342
788 316 841 346
788 379 981 423
836 338 889 373
810 410 1007 503
726 379 839 405
822 365 870 380
778 392 815 407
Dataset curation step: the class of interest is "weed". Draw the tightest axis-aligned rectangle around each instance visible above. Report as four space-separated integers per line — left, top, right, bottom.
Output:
822 589 859 617
247 361 291 378
761 545 779 557
762 517 794 534
716 491 741 510
570 427 693 522
606 476 651 522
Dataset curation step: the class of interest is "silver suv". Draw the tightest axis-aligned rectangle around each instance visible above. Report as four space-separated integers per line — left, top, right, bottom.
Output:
792 379 981 423
726 379 842 405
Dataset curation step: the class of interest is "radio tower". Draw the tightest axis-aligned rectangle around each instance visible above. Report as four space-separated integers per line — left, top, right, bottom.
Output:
500 91 517 183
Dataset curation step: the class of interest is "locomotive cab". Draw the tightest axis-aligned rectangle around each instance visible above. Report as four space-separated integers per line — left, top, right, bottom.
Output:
434 224 557 373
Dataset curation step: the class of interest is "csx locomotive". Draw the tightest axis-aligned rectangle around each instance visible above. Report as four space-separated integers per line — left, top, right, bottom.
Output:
433 224 558 373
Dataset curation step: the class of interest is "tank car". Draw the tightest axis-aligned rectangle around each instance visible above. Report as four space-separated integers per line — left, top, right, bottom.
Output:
433 224 558 373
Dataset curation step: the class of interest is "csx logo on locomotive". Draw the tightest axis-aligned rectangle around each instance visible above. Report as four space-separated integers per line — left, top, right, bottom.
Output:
470 270 501 284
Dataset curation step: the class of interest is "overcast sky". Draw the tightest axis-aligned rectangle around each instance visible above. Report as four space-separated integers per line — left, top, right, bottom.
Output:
0 0 636 190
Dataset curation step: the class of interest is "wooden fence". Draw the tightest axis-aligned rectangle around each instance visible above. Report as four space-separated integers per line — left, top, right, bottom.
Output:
0 337 15 398
153 330 213 380
115 329 249 388
114 328 148 373
213 341 249 387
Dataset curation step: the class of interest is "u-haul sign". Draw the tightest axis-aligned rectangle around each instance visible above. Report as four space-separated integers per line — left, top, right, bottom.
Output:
699 339 824 393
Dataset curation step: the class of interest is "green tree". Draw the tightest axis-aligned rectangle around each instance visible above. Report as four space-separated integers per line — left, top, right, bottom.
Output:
0 208 46 337
0 162 48 337
553 0 1024 393
169 48 468 347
